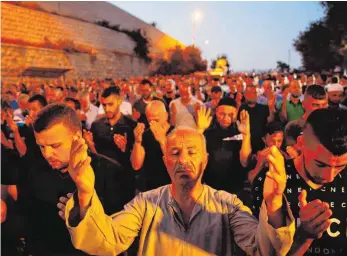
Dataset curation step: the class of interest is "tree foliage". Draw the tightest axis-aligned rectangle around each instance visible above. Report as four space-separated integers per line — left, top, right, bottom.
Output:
95 20 151 63
210 54 230 72
151 46 207 75
276 61 290 72
294 2 347 71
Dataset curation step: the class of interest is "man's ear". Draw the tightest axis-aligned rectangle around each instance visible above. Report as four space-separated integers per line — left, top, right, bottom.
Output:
74 130 82 139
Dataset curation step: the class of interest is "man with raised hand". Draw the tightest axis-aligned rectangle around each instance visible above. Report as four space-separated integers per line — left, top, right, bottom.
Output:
62 127 295 256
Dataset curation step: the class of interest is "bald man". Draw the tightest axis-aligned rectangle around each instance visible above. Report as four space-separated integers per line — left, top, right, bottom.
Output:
63 127 295 255
131 100 173 191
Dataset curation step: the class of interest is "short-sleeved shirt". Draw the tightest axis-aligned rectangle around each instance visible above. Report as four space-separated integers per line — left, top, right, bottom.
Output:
276 99 305 122
91 115 136 170
252 159 347 255
141 126 174 191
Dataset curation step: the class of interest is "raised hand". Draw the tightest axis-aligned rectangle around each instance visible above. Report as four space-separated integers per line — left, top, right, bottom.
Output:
149 121 168 145
237 110 250 135
5 110 18 133
267 92 276 111
114 133 127 152
196 105 212 133
298 190 332 239
263 146 287 212
68 136 95 207
83 129 96 153
24 115 34 127
57 193 74 220
134 122 145 144
132 108 141 121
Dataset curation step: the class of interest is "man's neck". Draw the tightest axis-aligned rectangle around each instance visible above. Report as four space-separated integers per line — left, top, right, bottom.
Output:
171 181 204 208
290 96 300 104
108 111 122 126
247 102 256 108
294 155 322 190
181 97 192 106
82 103 90 113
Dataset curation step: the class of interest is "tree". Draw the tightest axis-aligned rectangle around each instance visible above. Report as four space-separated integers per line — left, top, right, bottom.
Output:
210 54 230 73
294 2 347 71
276 61 290 72
151 45 207 75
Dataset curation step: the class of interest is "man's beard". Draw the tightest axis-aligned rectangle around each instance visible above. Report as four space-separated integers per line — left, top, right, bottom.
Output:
246 99 257 105
302 154 324 185
291 94 301 99
328 99 339 107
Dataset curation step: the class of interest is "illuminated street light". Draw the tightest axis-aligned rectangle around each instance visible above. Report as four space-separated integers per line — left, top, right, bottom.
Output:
192 10 203 46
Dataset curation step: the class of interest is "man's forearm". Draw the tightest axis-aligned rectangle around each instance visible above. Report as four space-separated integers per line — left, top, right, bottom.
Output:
287 226 314 256
280 101 287 122
266 196 285 229
240 134 251 167
13 129 27 156
130 142 145 171
267 108 275 123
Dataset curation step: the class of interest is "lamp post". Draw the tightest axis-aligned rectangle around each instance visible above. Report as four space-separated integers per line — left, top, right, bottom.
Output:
192 10 203 46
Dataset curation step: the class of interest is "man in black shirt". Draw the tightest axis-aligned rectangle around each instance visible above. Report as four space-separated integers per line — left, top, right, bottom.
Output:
133 79 163 127
131 100 173 191
252 108 347 255
238 85 275 153
91 86 136 170
7 103 134 255
203 97 251 194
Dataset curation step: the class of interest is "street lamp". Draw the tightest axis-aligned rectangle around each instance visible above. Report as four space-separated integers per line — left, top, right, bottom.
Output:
192 10 203 46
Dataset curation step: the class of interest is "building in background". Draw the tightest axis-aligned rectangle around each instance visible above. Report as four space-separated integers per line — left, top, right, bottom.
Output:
1 1 184 84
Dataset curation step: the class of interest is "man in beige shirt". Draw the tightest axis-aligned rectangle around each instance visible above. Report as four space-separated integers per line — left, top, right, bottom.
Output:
63 127 295 255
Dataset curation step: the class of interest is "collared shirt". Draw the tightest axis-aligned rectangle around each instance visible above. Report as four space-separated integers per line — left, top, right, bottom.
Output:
91 115 136 169
276 99 305 122
66 184 295 256
82 103 99 130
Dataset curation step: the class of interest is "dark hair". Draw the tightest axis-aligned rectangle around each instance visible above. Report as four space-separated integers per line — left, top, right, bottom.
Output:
304 108 347 156
211 86 222 93
101 86 121 98
212 77 220 82
1 101 10 111
5 90 14 96
265 121 283 136
304 85 327 100
331 77 338 84
28 94 47 107
217 97 237 108
64 97 81 110
285 122 303 142
320 74 327 82
140 79 153 87
33 103 82 133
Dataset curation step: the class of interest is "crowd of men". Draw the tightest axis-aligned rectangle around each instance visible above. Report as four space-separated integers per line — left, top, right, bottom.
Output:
1 71 347 256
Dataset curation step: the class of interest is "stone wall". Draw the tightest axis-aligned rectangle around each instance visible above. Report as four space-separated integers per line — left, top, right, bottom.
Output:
1 2 150 84
1 44 149 84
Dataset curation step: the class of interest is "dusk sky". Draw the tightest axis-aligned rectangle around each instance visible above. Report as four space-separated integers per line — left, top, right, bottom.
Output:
112 1 325 71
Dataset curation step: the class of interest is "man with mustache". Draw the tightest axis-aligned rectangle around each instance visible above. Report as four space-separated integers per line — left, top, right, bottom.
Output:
61 127 295 255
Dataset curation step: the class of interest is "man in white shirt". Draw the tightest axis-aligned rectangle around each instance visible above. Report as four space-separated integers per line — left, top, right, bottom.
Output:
170 81 203 129
77 91 98 130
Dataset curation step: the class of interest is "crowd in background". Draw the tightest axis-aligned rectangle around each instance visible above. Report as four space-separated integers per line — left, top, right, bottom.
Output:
1 71 347 255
